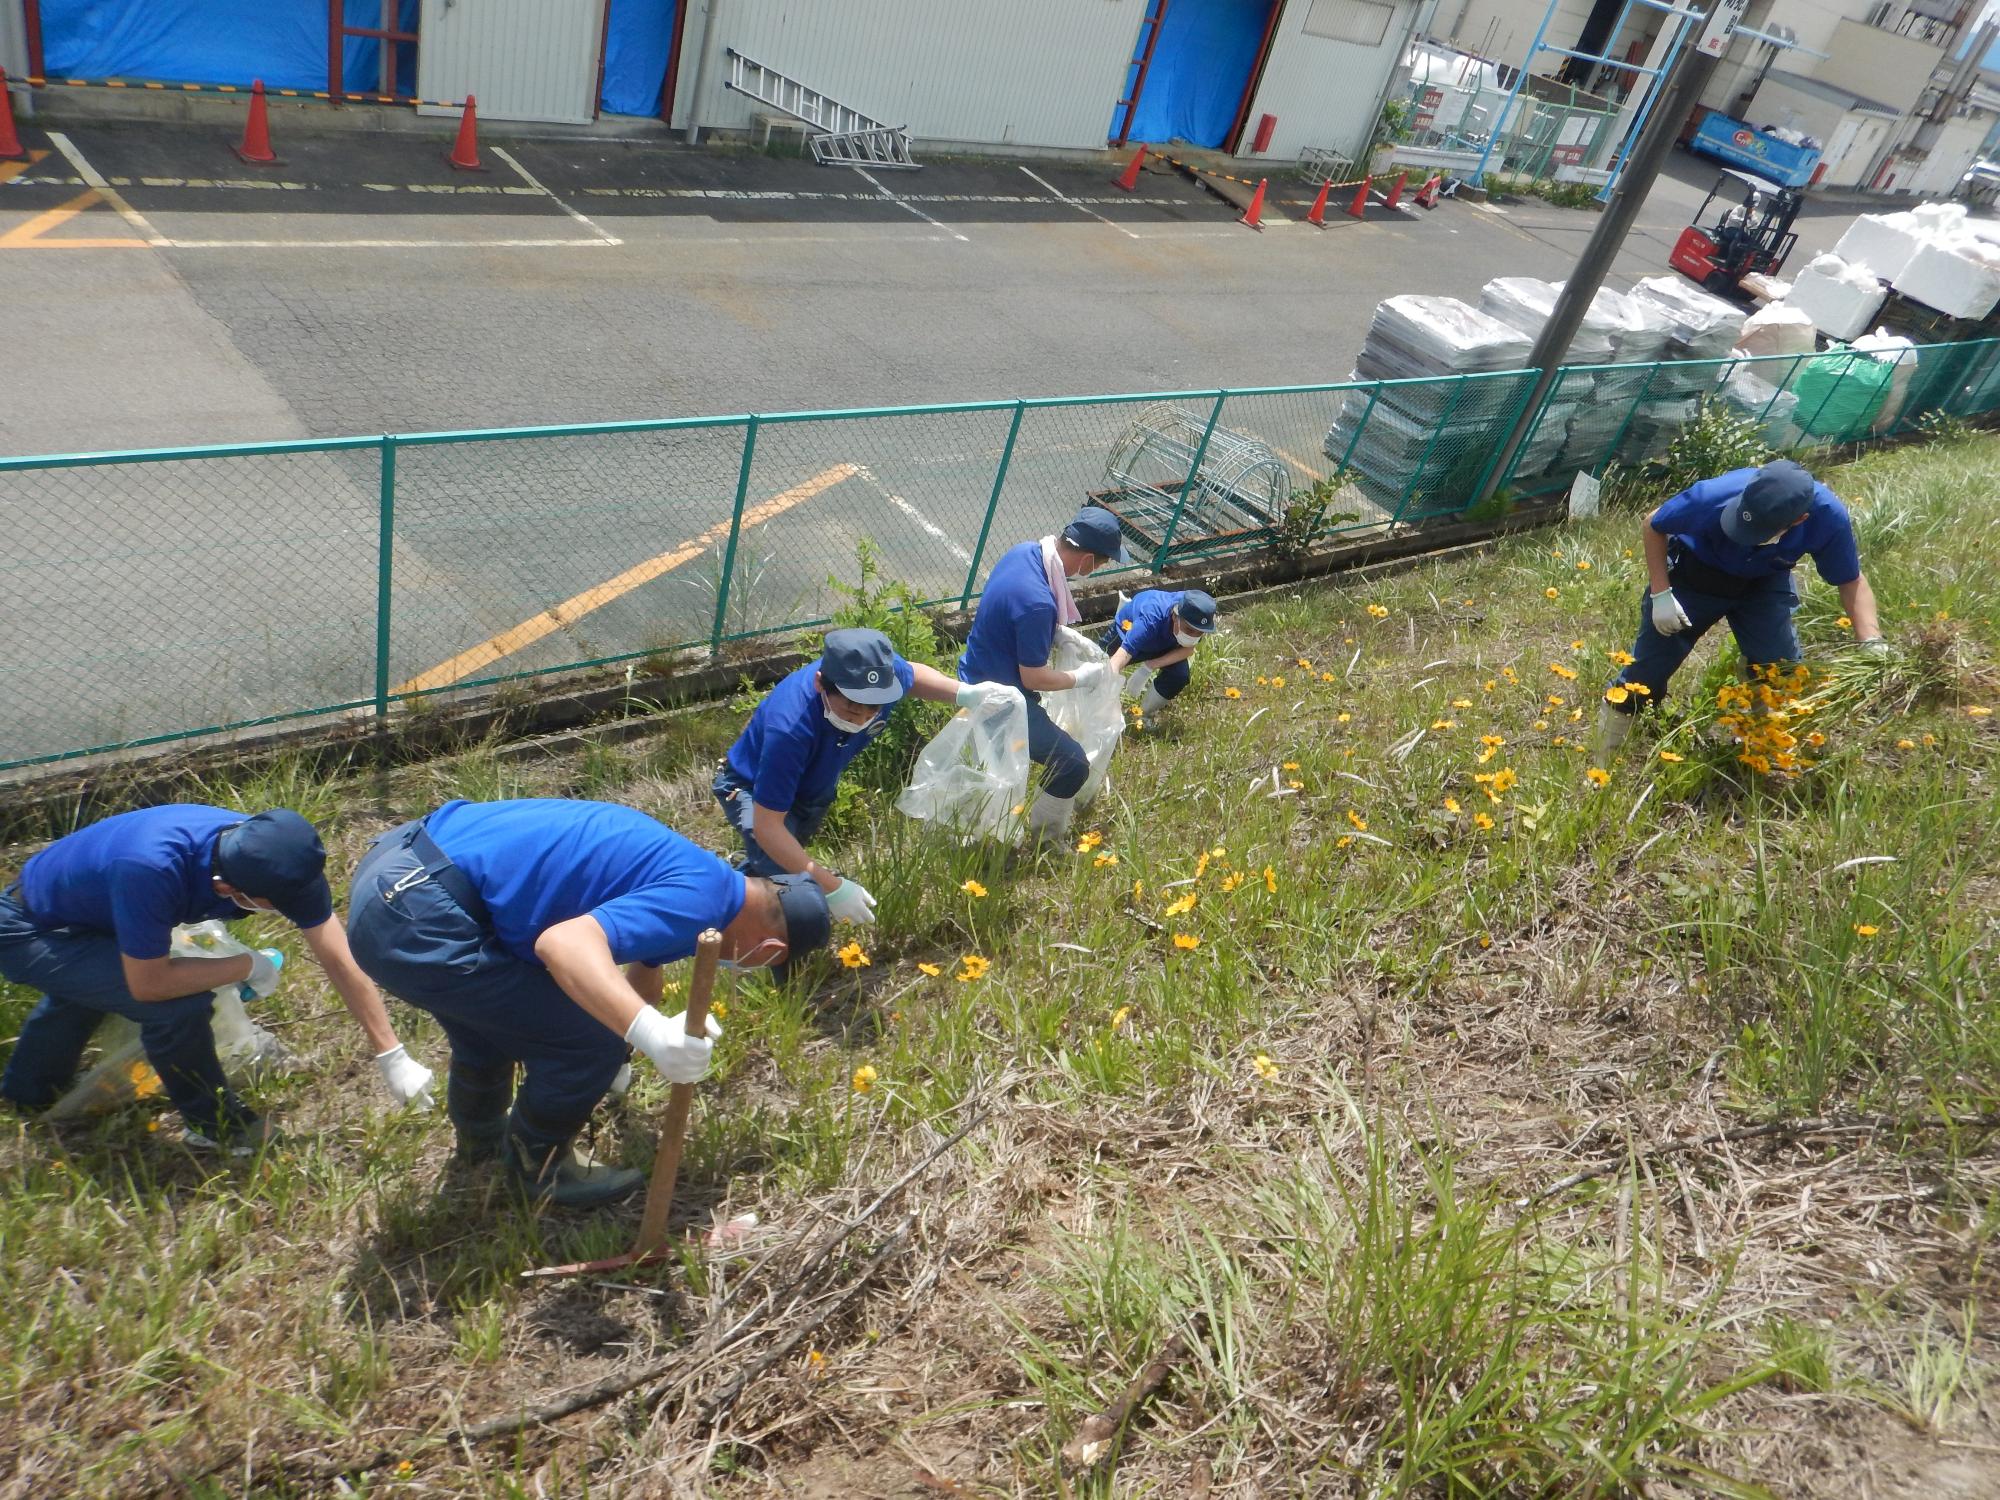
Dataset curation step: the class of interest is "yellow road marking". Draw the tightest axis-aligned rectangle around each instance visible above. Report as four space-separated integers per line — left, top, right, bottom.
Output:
395 463 859 694
0 188 148 248
0 148 51 185
1270 443 1324 477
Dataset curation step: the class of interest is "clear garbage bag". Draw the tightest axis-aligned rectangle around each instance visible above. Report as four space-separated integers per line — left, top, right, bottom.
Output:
897 688 1032 840
46 920 291 1120
1047 626 1126 806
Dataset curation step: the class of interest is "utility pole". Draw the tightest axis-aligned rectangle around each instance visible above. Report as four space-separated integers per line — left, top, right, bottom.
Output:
1472 0 1747 507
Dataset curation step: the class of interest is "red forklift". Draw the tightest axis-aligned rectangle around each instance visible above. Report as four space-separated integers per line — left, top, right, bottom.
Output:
1669 167 1805 299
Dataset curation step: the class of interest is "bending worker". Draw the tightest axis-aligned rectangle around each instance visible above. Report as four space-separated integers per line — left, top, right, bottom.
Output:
1102 587 1219 721
347 798 832 1209
957 506 1124 846
1 806 433 1154
1596 459 1884 762
716 627 1017 922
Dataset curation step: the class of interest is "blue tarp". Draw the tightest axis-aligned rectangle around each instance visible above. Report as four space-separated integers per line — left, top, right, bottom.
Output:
1122 0 1271 150
45 0 415 95
601 0 677 118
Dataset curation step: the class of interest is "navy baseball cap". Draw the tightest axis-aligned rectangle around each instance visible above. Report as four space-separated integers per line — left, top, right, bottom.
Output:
214 809 334 929
1721 460 1815 546
1176 590 1219 634
820 627 905 706
1062 505 1127 563
769 872 832 983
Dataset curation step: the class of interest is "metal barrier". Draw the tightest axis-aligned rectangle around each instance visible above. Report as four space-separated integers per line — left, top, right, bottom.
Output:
6 336 2000 774
1399 78 1619 181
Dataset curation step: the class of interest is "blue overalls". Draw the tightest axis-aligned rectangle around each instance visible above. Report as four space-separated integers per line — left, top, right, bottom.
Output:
1099 590 1193 702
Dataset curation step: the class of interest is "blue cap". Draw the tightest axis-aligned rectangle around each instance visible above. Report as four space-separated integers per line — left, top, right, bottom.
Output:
1062 505 1126 563
769 872 832 983
1176 590 1218 633
1721 460 1815 545
214 809 334 930
820 627 905 706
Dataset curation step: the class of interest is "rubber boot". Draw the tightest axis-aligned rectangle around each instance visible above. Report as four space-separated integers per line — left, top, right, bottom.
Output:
1024 790 1077 849
1139 685 1169 716
1589 702 1634 768
447 1061 514 1163
505 1104 643 1210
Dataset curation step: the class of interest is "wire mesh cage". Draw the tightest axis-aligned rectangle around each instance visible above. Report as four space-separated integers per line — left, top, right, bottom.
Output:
1093 403 1294 562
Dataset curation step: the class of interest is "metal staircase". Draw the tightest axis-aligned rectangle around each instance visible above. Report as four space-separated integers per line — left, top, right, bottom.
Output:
723 48 918 169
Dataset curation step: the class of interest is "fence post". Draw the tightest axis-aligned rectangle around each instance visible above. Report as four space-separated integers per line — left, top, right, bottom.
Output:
373 434 396 721
1152 390 1228 571
711 416 760 656
1473 367 1550 499
1601 363 1658 471
961 400 1025 609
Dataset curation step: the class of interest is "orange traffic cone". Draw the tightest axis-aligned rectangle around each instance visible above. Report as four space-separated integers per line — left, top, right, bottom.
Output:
447 95 483 171
1415 174 1442 209
1383 170 1409 210
0 70 24 161
1114 144 1146 192
1304 178 1332 227
1238 176 1267 231
1346 174 1371 220
234 79 278 165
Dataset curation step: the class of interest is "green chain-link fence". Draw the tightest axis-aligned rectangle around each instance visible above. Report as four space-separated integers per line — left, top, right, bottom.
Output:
7 334 2000 774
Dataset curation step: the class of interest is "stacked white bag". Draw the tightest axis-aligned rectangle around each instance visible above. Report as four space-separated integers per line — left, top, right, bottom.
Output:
1788 253 1888 341
1831 200 2000 323
1475 277 1620 477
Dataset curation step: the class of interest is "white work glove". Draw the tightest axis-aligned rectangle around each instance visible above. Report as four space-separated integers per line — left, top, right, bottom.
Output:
1649 588 1693 636
374 1044 436 1109
824 877 877 925
242 947 283 1000
1068 660 1110 692
1857 635 1890 654
1123 665 1156 701
607 1061 633 1099
625 1007 721 1085
954 681 1020 717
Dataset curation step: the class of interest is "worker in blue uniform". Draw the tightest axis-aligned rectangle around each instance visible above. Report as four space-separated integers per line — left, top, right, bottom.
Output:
1594 459 1885 764
957 506 1125 846
1100 588 1219 722
716 627 1018 922
346 798 832 1209
0 806 433 1154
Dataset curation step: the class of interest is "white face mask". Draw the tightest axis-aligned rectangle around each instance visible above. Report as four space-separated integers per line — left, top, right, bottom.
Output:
822 695 877 735
1174 629 1203 648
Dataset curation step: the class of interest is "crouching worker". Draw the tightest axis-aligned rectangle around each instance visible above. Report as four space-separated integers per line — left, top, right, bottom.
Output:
0 807 433 1155
346 798 832 1208
958 505 1125 846
1102 588 1219 722
1594 459 1885 765
716 627 1016 923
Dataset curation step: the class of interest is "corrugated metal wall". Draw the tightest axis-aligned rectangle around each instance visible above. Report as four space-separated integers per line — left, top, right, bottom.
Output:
418 0 607 125
1242 0 1421 161
674 0 1151 150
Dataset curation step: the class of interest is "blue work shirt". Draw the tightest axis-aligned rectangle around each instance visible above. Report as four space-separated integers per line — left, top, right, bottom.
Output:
724 653 917 812
1113 590 1191 661
959 540 1056 692
426 799 746 968
14 805 271 960
1651 468 1861 586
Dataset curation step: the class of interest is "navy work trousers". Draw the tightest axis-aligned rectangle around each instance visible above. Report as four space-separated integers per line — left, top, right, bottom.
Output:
1097 626 1191 701
346 821 625 1135
712 766 833 877
1610 572 1801 712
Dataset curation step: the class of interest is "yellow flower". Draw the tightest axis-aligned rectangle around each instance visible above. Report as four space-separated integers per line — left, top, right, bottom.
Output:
1451 698 1473 709
1502 667 1519 683
396 1462 415 1479
1923 733 1936 747
838 941 870 969
1969 706 1993 718
1263 865 1277 893
1657 750 1684 762
1854 924 1880 937
956 954 991 982
1608 650 1635 667
1251 1053 1280 1082
960 879 988 898
1367 603 1390 618
1094 852 1119 867
1282 760 1300 771
1576 560 1591 571
1805 731 1825 748
1444 797 1461 813
1548 663 1578 680
1296 657 1313 669
1622 549 1633 558
1110 1005 1132 1031
1625 682 1650 696
1256 675 1269 686
1164 893 1197 918
1346 808 1368 832
807 1349 828 1375
1548 694 1566 707
1483 679 1496 692
1603 686 1629 705
917 962 942 977
1337 712 1351 723
1585 766 1610 787
1120 618 1132 631
1836 615 1852 630
1552 735 1567 746
1286 778 1304 791
1545 587 1560 600
1478 933 1493 949
1271 675 1286 689
711 999 728 1019
1225 686 1242 699
1172 932 1200 951
1552 550 1565 560
1210 845 1226 858
145 1118 160 1133
1534 719 1550 731
1221 870 1247 892
851 1064 879 1093
1193 852 1211 880
1569 709 1583 722
1473 812 1495 831
1076 830 1104 852
1320 672 1335 683
1431 718 1456 731
1336 835 1353 849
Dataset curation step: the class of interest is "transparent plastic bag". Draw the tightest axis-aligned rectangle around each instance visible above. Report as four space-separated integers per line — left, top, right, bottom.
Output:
47 920 291 1120
896 689 1031 841
1047 626 1126 806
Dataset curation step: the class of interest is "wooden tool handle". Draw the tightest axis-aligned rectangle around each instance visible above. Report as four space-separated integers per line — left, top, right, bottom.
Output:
633 928 722 1256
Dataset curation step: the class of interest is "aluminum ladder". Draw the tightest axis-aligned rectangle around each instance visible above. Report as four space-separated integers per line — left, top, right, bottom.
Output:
723 48 918 169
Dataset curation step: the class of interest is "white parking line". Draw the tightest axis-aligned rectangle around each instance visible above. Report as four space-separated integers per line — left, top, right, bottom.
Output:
490 145 622 245
851 166 969 243
851 465 975 565
1018 164 1140 240
44 132 168 245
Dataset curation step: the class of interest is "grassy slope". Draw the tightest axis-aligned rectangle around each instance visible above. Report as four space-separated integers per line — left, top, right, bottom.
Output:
4 431 1999 1498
